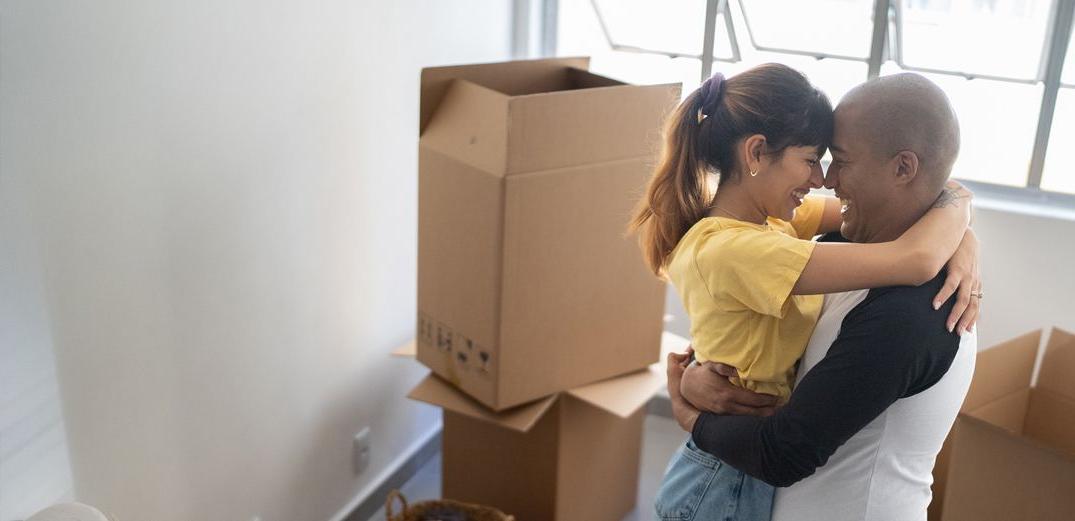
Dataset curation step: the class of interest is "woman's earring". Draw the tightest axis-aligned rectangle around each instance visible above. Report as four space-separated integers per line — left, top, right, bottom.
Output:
749 168 759 177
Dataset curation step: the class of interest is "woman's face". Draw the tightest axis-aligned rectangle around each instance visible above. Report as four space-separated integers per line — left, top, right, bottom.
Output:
753 145 826 222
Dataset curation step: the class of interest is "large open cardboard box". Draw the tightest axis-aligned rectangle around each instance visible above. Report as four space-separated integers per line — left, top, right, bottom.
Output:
395 333 688 521
931 328 1075 521
417 57 680 410
408 366 663 521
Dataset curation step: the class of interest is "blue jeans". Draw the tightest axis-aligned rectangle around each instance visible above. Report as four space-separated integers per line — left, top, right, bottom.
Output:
653 438 774 521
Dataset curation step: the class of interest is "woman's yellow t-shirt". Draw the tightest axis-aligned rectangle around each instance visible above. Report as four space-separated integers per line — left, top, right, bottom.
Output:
666 195 827 403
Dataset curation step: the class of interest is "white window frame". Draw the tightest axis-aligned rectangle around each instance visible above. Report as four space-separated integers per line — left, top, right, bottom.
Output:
534 0 1075 209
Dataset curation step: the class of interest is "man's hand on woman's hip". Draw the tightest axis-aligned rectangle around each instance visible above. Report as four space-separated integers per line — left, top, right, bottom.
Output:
666 350 701 432
679 351 779 417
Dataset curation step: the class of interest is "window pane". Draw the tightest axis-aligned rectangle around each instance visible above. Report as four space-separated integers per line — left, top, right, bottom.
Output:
558 0 703 89
880 63 1042 187
587 0 735 60
898 0 1053 81
1041 88 1075 193
1064 18 1075 85
739 0 875 59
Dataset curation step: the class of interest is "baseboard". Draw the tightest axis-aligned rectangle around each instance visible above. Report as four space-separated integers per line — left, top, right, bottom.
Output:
335 395 673 521
330 423 443 521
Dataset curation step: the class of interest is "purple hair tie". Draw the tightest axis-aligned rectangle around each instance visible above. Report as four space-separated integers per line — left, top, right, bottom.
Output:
697 72 726 122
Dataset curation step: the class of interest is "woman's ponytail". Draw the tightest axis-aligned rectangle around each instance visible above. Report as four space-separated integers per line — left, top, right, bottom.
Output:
629 88 711 278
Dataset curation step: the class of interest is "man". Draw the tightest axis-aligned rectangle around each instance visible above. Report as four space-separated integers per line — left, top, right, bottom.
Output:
666 73 981 521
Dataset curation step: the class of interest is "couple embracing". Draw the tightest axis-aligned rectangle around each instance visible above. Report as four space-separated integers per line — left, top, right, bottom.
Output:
631 64 981 521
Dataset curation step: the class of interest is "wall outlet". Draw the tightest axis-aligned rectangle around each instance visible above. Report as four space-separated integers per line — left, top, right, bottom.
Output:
354 427 371 475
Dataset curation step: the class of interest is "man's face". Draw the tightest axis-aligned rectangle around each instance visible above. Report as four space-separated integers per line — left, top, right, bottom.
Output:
824 104 895 243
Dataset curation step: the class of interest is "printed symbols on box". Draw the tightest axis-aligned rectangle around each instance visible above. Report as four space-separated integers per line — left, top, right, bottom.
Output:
436 322 453 353
418 313 494 377
478 350 492 373
454 334 474 371
452 333 493 377
417 313 434 346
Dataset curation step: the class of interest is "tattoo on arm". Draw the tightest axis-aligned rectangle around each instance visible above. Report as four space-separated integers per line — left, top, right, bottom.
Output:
932 186 967 209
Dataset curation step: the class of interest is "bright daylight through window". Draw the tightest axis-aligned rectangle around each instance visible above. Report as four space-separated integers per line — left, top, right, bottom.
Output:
556 0 1075 199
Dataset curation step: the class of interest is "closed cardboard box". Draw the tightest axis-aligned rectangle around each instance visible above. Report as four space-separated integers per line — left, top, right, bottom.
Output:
407 364 663 521
932 328 1075 521
417 57 679 410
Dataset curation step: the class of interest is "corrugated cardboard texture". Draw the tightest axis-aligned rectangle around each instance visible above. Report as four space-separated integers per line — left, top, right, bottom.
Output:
1023 387 1075 456
420 81 509 174
417 58 678 410
417 147 503 406
496 157 666 408
554 395 645 521
442 407 560 521
942 416 1075 521
934 329 1075 521
441 396 646 521
1037 327 1075 400
565 367 664 418
931 330 1041 521
408 374 555 433
503 84 675 174
962 329 1039 411
420 57 590 133
966 387 1030 434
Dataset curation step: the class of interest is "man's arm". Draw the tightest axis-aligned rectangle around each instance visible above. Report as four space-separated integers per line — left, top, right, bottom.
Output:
688 286 960 487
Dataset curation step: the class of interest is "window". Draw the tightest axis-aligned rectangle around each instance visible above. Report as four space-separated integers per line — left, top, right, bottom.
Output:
590 0 715 59
1065 22 1075 86
557 0 706 90
553 0 1075 203
896 0 1053 81
739 0 875 59
1042 29 1075 194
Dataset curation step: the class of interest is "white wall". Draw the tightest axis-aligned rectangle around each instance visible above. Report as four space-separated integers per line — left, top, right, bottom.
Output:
970 207 1075 347
0 153 75 520
0 2 511 520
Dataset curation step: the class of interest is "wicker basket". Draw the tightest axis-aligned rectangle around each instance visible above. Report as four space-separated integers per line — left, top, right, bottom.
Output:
385 490 515 521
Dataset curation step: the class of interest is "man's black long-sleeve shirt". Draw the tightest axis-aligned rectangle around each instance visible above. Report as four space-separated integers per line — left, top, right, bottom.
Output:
691 235 963 488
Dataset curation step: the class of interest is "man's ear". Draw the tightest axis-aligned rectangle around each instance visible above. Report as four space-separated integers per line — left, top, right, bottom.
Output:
892 150 919 186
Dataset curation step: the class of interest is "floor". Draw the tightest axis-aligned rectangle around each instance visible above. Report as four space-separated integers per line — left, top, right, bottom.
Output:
366 414 687 521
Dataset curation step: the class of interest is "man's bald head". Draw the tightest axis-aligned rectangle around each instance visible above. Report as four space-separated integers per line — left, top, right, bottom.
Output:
837 73 960 193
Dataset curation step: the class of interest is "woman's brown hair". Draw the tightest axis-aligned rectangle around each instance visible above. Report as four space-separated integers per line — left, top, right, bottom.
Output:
629 63 833 277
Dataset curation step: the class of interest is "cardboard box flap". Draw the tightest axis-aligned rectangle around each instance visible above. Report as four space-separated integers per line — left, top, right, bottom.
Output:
1024 387 1075 456
1038 328 1075 400
420 80 509 175
965 388 1029 434
567 67 627 89
420 57 590 133
391 341 416 358
964 329 1041 412
407 373 556 432
504 82 679 175
566 366 664 418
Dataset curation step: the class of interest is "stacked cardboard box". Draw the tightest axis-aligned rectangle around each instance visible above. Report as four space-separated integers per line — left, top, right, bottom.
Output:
404 57 681 520
929 328 1075 521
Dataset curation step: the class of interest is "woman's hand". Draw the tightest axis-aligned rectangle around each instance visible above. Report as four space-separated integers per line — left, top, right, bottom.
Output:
666 350 701 433
681 361 778 416
933 227 981 335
